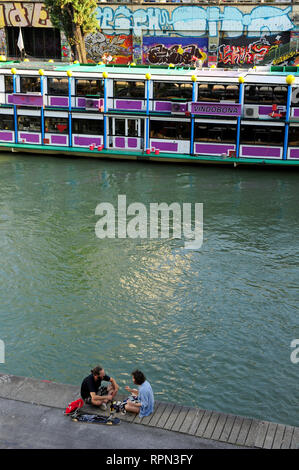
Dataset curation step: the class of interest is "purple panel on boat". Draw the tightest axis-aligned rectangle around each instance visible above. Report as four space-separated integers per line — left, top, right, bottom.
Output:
155 101 172 112
115 137 125 148
241 146 281 158
127 138 138 148
258 106 273 115
152 141 178 152
74 135 101 146
195 143 235 155
115 100 143 110
20 133 40 143
292 108 299 117
10 93 43 107
77 98 85 107
0 131 14 142
50 96 69 107
7 94 14 104
51 134 68 145
289 148 299 159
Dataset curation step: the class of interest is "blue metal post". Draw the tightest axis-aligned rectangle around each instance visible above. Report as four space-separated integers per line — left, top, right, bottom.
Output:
68 76 72 147
40 75 45 145
283 84 292 160
13 73 18 144
145 77 150 151
103 77 107 149
190 79 196 155
236 81 244 159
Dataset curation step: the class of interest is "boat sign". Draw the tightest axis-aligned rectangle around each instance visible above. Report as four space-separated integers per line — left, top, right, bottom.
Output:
191 102 241 116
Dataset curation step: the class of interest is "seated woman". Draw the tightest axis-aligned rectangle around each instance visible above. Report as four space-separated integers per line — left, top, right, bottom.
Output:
124 369 154 418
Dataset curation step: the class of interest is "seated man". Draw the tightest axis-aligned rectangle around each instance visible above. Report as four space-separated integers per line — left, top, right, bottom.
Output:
124 369 154 418
80 366 119 411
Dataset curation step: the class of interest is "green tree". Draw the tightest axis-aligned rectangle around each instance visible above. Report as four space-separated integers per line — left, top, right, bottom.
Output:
44 0 99 63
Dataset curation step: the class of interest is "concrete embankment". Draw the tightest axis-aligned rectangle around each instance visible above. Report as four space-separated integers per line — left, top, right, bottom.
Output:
0 373 298 449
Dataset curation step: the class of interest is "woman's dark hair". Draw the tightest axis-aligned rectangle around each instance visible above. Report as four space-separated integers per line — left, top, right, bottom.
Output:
132 369 146 385
91 366 102 376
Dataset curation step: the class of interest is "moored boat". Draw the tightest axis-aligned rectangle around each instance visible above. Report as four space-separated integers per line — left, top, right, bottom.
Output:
0 60 299 167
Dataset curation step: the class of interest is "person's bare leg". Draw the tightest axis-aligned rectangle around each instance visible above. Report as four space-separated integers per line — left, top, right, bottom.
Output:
125 401 140 414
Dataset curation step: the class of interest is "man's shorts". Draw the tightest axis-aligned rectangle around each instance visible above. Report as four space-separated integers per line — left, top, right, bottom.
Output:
85 386 108 404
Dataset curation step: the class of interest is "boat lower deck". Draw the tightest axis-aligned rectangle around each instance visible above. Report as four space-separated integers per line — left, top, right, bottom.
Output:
1 142 299 167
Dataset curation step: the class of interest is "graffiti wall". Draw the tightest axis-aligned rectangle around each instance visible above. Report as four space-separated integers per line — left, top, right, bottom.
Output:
143 37 208 66
85 31 132 64
0 2 51 28
218 31 291 66
96 5 295 38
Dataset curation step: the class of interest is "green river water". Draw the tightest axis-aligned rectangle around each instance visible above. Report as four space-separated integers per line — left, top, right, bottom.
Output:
0 153 298 426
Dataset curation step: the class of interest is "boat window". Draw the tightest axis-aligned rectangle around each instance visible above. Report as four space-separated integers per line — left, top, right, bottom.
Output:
5 76 13 93
153 82 192 101
45 117 68 134
75 79 104 97
288 126 299 146
244 85 287 105
114 81 145 99
20 76 41 93
0 114 14 130
72 118 104 135
150 120 190 140
240 125 284 146
48 78 69 96
194 123 236 143
18 115 41 131
114 118 126 135
197 83 239 103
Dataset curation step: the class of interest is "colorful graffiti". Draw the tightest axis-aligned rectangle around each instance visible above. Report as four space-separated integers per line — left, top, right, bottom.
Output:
218 32 290 66
85 32 132 64
0 2 52 28
96 6 294 38
143 37 208 66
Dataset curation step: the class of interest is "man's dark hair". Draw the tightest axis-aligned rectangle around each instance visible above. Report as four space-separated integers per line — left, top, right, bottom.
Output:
91 366 102 376
132 369 146 385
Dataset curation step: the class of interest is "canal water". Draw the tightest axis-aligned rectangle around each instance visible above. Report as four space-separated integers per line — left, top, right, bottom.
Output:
0 153 298 427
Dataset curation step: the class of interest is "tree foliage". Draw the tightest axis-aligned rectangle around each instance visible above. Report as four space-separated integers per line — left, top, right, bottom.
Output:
44 0 99 63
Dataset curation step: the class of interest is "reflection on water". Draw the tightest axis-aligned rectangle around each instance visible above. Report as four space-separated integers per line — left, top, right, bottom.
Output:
0 153 298 426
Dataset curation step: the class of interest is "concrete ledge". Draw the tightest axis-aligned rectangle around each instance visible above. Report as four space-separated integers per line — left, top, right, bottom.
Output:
0 373 298 449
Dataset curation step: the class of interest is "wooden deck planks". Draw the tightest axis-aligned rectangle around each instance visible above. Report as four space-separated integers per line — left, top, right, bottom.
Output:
210 413 228 441
202 411 221 440
79 397 298 449
281 426 294 449
263 422 278 449
155 403 175 429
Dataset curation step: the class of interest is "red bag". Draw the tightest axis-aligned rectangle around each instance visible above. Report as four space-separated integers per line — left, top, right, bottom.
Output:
64 398 84 414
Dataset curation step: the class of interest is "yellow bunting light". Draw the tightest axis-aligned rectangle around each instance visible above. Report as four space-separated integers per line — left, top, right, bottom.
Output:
48 59 54 63
24 58 29 62
177 45 184 55
238 76 245 84
169 63 174 68
98 61 104 65
11 68 17 74
191 75 197 82
0 55 6 61
38 69 44 76
102 71 108 79
210 64 216 69
286 74 295 85
66 70 72 77
73 60 79 64
130 62 136 66
145 72 151 80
